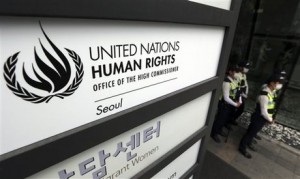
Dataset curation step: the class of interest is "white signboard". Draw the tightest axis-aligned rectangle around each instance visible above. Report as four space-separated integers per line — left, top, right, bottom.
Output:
152 140 201 179
0 17 224 154
28 93 211 179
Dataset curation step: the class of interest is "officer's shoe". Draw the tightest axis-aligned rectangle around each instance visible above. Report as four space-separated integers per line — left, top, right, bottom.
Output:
254 135 262 140
248 144 257 152
211 134 221 143
239 149 252 159
219 130 228 137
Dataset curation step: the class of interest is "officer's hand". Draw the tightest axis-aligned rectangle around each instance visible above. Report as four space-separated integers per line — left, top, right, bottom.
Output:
268 118 275 124
236 102 241 108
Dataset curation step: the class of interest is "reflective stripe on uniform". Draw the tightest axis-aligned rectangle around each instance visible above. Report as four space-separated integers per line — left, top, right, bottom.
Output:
256 90 275 118
229 80 239 100
266 92 275 118
220 77 239 101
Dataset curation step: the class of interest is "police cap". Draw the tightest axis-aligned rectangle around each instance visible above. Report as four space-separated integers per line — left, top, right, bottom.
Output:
267 75 285 84
238 61 250 68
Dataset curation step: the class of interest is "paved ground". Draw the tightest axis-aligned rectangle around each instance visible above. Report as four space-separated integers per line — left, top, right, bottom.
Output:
200 150 249 179
207 123 300 179
239 112 300 150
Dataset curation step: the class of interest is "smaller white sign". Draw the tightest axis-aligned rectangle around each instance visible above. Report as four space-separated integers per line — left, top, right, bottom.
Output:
152 140 201 179
28 93 211 179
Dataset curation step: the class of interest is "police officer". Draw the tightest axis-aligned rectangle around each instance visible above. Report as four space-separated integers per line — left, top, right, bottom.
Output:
252 72 285 142
211 66 242 143
239 75 283 158
231 61 250 125
261 71 286 118
271 71 286 119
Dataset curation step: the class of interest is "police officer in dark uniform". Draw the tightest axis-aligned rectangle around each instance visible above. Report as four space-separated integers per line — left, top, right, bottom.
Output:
260 71 286 121
239 75 283 158
211 66 241 143
230 61 250 125
270 73 285 122
253 71 286 142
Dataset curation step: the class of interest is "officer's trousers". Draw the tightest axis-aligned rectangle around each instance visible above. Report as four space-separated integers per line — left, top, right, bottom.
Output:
239 113 267 152
232 97 246 122
211 101 235 136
